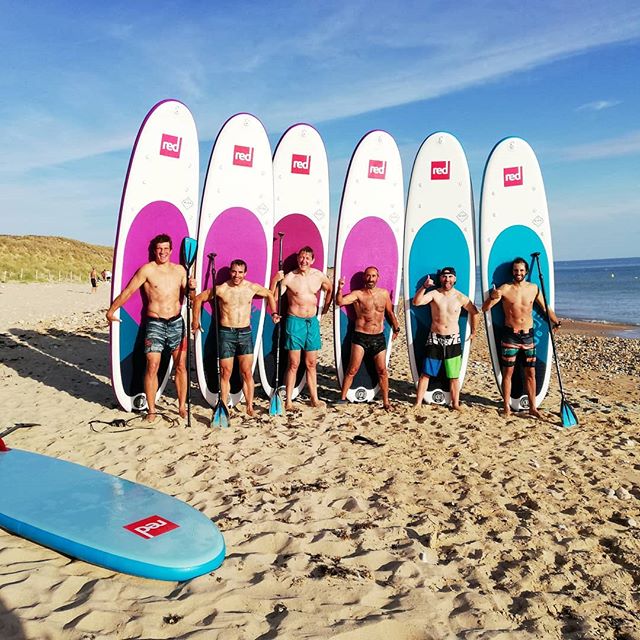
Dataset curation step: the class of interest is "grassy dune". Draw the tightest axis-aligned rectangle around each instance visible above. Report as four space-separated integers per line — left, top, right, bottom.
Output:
0 235 113 283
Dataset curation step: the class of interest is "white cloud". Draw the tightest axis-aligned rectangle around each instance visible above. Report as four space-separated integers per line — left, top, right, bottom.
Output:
562 130 640 160
576 100 621 112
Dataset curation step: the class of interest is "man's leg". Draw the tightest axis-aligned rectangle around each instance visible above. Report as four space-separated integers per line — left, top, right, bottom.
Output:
285 350 301 409
415 374 430 406
219 358 233 407
171 340 188 418
372 350 390 409
501 366 514 415
305 350 321 406
144 352 162 420
449 377 461 410
525 366 541 418
238 354 254 415
341 344 365 400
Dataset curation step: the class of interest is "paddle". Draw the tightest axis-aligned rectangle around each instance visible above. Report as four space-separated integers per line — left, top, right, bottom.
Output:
531 252 578 427
180 237 198 429
208 252 230 428
269 232 285 416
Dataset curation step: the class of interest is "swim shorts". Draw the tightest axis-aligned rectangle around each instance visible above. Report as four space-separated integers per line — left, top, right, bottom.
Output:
218 325 254 359
91 278 97 288
500 327 536 367
144 315 185 353
422 332 462 379
285 315 322 351
352 331 387 358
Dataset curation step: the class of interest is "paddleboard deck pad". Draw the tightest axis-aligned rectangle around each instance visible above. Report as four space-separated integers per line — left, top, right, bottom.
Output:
195 114 273 408
0 444 225 581
404 132 475 404
480 137 554 411
334 131 404 402
110 100 199 412
259 124 330 401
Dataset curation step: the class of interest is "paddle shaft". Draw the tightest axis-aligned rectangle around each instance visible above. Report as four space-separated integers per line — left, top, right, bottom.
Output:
185 265 192 429
209 254 225 401
273 233 285 392
531 252 568 400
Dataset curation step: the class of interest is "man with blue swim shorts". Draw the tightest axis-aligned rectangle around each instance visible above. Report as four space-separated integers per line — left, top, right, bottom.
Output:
192 259 278 417
107 234 196 422
412 266 479 411
271 246 333 410
482 257 561 418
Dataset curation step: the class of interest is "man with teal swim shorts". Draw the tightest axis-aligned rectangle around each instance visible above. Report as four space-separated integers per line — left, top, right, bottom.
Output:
412 266 479 410
271 246 333 410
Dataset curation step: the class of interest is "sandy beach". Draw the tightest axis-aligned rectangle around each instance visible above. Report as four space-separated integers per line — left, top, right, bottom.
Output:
1 281 639 640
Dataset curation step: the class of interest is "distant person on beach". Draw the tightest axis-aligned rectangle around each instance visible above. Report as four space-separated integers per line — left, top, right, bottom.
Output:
192 259 279 417
90 267 98 293
106 234 195 422
412 266 479 411
271 246 333 410
335 266 400 411
481 256 561 417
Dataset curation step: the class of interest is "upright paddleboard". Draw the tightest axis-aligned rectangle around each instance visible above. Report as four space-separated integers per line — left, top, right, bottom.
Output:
480 137 554 411
404 132 475 405
110 100 199 412
0 443 225 581
258 124 330 401
195 113 273 408
334 131 404 402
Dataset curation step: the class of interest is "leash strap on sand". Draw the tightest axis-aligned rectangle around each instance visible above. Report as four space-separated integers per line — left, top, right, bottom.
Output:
89 415 177 433
351 435 383 448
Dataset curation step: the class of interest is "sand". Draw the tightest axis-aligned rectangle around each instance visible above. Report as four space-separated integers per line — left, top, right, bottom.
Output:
1 282 639 640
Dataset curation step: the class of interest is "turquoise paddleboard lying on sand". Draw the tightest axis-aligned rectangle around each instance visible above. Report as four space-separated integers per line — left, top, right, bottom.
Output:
0 442 225 581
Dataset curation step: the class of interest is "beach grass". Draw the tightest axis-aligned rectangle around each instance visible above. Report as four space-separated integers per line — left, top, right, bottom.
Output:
0 235 113 283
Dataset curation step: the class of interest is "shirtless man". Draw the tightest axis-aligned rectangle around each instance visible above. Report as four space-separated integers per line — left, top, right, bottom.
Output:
90 267 98 293
335 266 400 410
481 256 560 417
271 246 333 410
412 267 479 410
192 259 278 416
106 234 193 421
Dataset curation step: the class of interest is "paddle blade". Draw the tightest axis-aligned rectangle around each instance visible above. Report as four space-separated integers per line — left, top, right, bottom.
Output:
560 400 578 428
269 389 284 416
211 401 230 428
181 237 198 269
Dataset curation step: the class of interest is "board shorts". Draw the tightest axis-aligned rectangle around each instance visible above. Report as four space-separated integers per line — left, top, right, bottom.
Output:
422 332 462 379
285 315 321 351
91 278 97 288
501 327 536 367
144 315 185 353
352 331 387 358
219 325 253 359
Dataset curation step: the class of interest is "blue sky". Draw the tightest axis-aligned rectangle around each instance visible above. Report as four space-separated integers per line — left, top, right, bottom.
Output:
1 0 639 260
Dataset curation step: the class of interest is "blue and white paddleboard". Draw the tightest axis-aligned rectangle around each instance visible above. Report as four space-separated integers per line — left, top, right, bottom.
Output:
480 137 554 411
0 444 225 581
404 132 475 405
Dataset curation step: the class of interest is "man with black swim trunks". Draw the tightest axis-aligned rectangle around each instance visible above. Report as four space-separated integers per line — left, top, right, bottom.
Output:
335 266 400 410
192 259 279 417
412 267 479 410
106 234 196 422
482 256 561 417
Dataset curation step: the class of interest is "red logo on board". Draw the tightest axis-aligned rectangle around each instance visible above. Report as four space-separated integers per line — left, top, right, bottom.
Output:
124 515 179 539
368 159 386 179
431 160 450 180
291 154 311 174
160 134 182 159
233 145 254 167
503 166 523 187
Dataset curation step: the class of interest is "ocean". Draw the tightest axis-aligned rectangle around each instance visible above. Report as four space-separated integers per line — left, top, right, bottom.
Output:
473 257 640 339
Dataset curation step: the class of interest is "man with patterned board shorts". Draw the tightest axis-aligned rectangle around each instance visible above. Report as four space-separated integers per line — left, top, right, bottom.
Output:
481 257 561 417
412 266 479 411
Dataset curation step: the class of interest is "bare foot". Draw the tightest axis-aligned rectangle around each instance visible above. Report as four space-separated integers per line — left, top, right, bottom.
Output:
502 408 512 417
246 405 255 417
382 403 391 412
146 412 158 423
528 408 543 419
310 399 326 409
451 404 463 412
285 402 294 411
178 406 187 419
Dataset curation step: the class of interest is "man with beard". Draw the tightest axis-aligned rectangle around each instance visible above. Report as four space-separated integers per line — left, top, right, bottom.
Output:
192 259 279 417
412 266 479 411
481 256 560 417
335 266 401 411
